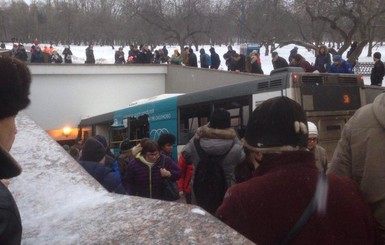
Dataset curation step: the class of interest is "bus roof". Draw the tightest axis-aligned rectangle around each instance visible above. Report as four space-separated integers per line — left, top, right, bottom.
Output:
125 93 183 108
177 73 290 107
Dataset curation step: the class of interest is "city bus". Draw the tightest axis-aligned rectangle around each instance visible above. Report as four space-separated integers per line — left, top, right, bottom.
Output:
79 67 367 160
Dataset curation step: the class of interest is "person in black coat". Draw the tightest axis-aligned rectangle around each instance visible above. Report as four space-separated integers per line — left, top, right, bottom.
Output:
136 44 153 64
79 138 126 194
114 47 126 64
14 44 28 62
224 45 237 71
0 56 32 245
62 47 73 63
209 47 220 69
271 51 289 70
85 44 95 64
188 48 198 67
371 52 385 86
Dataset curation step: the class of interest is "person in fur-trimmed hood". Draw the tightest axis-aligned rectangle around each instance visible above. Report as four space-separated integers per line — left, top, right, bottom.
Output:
180 108 245 203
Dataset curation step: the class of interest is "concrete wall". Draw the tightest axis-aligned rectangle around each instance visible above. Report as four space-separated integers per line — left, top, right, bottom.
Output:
25 64 262 132
26 64 167 130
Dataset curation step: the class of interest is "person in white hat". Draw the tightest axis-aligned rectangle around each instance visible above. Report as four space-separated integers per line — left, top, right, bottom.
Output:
307 121 328 173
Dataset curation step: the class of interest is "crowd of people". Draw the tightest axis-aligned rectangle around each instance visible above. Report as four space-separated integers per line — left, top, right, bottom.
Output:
2 52 385 243
1 40 385 85
60 100 384 244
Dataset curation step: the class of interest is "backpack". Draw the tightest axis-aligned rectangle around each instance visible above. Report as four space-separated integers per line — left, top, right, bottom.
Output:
193 139 231 214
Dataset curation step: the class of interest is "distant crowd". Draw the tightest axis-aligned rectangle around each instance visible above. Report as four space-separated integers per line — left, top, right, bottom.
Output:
1 39 384 86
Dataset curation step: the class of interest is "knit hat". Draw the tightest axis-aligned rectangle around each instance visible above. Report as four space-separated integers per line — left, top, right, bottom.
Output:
374 52 381 59
333 55 342 62
307 121 318 136
81 138 106 162
94 135 107 148
0 56 31 120
243 96 308 153
209 108 231 129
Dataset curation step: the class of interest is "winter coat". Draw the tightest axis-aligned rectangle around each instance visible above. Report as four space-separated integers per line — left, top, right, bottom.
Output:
210 51 220 69
124 154 181 200
224 50 237 70
272 56 289 70
62 48 73 63
31 51 44 63
0 146 22 245
79 160 126 194
177 154 193 194
85 47 95 64
314 53 331 73
297 59 317 73
170 54 182 65
50 54 63 64
114 51 126 64
128 49 139 63
370 60 385 85
188 52 198 67
182 51 189 66
311 145 328 173
136 50 153 64
200 49 209 68
217 151 381 245
181 125 245 189
250 55 264 74
0 182 22 245
329 93 385 242
14 48 28 62
328 60 353 74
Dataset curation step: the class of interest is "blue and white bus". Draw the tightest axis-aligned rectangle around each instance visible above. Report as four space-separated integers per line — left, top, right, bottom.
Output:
79 67 369 160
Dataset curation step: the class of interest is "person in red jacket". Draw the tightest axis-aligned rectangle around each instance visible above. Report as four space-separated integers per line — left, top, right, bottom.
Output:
216 96 381 245
177 154 193 204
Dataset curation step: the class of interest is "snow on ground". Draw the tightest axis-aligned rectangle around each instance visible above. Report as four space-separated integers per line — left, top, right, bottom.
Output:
5 42 384 86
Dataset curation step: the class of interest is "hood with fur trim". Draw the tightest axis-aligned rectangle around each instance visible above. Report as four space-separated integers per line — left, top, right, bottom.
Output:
0 145 22 179
195 124 238 156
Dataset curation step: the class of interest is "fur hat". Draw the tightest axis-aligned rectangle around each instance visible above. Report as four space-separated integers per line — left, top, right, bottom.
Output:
209 108 231 129
81 138 106 162
333 55 342 62
374 52 381 59
0 56 31 120
243 96 308 153
307 121 318 136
